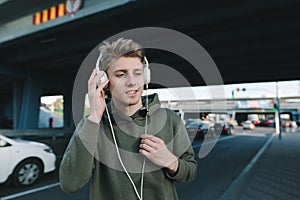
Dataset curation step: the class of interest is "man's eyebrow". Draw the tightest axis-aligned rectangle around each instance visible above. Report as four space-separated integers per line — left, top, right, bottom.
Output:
113 69 127 73
113 68 143 73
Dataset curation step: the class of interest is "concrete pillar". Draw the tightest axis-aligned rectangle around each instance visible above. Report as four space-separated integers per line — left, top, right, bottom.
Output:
63 87 75 129
13 81 24 129
18 74 43 129
0 94 13 128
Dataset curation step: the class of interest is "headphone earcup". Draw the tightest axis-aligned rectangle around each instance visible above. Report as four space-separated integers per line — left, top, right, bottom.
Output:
100 71 108 83
144 67 151 84
143 56 151 84
97 71 108 89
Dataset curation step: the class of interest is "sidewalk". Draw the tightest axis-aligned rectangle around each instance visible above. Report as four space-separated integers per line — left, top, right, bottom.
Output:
221 131 300 200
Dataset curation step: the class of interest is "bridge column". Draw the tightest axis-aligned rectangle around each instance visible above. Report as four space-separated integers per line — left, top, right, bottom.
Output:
63 87 75 129
13 81 24 129
17 74 43 130
0 93 13 129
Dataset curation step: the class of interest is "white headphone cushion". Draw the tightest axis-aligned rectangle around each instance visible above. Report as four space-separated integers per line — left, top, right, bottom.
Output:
144 67 151 84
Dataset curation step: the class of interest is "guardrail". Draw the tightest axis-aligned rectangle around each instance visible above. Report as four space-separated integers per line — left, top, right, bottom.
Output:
0 128 74 141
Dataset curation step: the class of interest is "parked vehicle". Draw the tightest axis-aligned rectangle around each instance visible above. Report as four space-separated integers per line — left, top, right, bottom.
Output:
0 134 56 186
242 120 255 130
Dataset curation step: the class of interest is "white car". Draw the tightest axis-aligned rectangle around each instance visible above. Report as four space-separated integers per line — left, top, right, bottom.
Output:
0 134 56 186
242 120 256 130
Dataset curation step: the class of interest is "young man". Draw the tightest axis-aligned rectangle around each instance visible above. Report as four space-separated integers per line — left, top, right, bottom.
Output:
59 38 197 200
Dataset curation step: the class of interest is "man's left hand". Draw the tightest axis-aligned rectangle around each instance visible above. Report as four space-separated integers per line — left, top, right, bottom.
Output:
139 134 178 173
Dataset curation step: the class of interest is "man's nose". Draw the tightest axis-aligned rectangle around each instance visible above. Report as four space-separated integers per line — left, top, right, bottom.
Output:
126 73 137 86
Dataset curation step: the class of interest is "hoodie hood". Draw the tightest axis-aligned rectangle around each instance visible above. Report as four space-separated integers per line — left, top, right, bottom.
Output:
102 93 160 126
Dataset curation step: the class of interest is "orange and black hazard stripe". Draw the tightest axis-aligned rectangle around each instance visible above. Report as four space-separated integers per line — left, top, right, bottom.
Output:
33 3 66 25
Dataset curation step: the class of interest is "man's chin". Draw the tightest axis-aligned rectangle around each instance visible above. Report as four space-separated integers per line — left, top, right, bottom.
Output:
127 98 141 106
126 95 142 105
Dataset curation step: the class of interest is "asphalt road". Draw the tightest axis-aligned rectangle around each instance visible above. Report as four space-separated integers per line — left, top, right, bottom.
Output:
177 128 272 200
0 126 274 200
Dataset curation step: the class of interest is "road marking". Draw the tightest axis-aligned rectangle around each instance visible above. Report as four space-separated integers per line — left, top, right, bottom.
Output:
0 182 60 200
236 132 272 137
218 133 275 200
192 135 237 148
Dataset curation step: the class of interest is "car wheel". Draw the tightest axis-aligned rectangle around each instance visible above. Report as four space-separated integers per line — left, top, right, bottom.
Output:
12 159 43 187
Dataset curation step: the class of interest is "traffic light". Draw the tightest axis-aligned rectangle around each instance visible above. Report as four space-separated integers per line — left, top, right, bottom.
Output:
273 103 278 112
231 88 246 99
236 88 246 92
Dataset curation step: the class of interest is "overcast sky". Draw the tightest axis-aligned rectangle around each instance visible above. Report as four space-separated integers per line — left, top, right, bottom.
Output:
148 80 300 101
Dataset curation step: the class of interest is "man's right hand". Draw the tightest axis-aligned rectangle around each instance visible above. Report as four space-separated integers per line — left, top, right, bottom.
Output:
87 68 109 123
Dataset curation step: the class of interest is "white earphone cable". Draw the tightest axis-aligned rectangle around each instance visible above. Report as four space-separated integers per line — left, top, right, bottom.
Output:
140 80 149 200
105 103 143 200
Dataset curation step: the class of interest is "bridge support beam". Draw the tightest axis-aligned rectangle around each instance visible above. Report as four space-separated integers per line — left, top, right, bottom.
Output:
17 74 43 130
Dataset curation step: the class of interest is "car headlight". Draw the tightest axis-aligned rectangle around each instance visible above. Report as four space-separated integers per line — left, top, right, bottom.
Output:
44 147 54 153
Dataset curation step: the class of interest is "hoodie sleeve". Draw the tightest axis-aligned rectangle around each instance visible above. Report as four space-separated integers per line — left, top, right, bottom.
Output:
59 117 100 193
165 111 197 182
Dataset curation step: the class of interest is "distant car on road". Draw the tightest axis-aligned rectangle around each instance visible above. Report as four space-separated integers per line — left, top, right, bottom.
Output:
260 118 275 127
185 120 212 140
214 121 234 136
0 134 56 187
251 120 261 126
242 120 255 130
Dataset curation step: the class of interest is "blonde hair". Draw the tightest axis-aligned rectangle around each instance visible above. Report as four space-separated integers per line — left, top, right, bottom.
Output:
98 38 145 71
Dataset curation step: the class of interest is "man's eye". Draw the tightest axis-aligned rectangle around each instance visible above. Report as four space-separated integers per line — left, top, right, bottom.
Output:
116 73 125 77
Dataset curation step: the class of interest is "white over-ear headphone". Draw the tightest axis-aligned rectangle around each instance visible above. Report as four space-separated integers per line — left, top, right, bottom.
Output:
96 52 151 85
96 52 108 85
143 56 151 84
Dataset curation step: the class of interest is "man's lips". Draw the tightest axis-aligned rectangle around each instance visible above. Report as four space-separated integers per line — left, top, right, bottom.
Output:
125 90 138 96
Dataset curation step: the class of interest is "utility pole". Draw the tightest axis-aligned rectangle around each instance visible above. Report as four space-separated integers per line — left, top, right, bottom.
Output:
275 81 282 139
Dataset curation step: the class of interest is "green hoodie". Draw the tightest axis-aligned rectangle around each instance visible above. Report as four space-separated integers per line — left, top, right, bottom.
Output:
59 94 197 200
